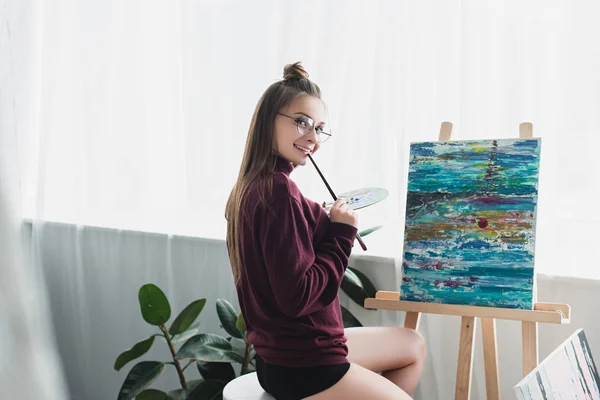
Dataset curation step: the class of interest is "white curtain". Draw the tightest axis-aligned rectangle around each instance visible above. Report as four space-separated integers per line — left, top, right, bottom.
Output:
0 0 69 399
6 0 600 398
25 0 600 278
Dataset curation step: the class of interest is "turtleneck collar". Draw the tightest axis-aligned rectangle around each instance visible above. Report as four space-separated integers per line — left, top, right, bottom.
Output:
274 155 295 176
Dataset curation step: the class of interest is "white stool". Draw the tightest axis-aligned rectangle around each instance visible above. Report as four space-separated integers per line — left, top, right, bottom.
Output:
222 372 275 400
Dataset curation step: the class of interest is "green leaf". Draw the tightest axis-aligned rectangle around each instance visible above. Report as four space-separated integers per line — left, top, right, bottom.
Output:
175 333 245 363
197 361 236 382
343 267 362 287
229 338 247 359
136 389 167 400
166 379 203 400
188 380 228 400
117 361 166 400
188 379 204 389
165 389 187 400
169 299 207 336
341 305 363 328
358 225 383 238
114 336 156 371
341 268 375 307
216 299 243 339
170 323 201 344
139 284 171 326
340 267 377 308
349 267 377 300
235 313 246 335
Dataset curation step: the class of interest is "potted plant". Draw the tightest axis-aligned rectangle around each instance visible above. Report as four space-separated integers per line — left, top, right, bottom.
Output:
114 285 253 400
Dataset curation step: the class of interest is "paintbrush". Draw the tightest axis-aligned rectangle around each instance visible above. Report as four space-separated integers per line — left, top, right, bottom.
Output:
307 154 367 251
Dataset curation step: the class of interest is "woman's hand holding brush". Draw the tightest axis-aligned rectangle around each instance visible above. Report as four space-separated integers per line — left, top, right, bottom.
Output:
308 153 367 250
328 199 359 229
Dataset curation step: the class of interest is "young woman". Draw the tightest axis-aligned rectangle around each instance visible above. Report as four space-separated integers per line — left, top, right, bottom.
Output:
225 62 426 400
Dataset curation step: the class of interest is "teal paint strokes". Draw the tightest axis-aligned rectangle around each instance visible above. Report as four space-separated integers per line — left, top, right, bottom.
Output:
400 139 541 309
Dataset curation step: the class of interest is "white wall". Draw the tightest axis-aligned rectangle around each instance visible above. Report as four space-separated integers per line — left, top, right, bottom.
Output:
31 222 599 399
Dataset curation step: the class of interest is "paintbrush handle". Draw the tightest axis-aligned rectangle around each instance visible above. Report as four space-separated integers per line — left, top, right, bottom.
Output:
354 231 368 251
307 155 367 251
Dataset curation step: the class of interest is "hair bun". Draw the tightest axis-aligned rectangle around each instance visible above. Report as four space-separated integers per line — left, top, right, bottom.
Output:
283 62 309 80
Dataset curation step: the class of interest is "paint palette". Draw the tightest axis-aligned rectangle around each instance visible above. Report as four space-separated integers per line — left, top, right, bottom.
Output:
323 187 388 211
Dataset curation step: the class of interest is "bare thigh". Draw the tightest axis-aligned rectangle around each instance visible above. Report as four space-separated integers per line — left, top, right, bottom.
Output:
304 363 412 400
344 326 426 373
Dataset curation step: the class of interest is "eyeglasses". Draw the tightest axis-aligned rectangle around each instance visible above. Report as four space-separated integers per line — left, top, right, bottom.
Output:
277 112 332 143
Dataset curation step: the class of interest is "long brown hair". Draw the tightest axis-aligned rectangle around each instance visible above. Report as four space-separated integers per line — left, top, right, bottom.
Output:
225 62 322 284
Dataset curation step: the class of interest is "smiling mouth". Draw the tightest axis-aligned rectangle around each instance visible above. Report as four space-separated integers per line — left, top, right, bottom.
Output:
294 144 313 155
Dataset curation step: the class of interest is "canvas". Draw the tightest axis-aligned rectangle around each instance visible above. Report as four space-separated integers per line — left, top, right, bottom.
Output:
400 139 541 309
514 329 600 399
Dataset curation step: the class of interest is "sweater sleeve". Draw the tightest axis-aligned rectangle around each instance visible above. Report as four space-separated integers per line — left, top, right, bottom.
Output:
258 195 358 318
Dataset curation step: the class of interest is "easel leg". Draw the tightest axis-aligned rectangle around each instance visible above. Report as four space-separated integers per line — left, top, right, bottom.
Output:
455 316 476 400
482 318 500 400
404 311 420 330
522 321 539 376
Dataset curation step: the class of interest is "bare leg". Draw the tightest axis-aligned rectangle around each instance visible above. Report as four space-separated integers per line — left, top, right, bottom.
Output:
305 363 412 400
344 326 426 395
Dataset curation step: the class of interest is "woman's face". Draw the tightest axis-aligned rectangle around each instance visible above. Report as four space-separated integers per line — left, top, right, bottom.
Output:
273 95 327 166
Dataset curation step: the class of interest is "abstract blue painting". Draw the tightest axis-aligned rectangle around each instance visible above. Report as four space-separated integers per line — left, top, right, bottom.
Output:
399 139 541 309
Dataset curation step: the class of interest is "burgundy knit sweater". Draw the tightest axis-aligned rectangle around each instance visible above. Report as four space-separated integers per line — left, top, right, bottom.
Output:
233 156 357 367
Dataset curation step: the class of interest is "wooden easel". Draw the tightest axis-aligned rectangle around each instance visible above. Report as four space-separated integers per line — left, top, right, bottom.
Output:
364 122 571 400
